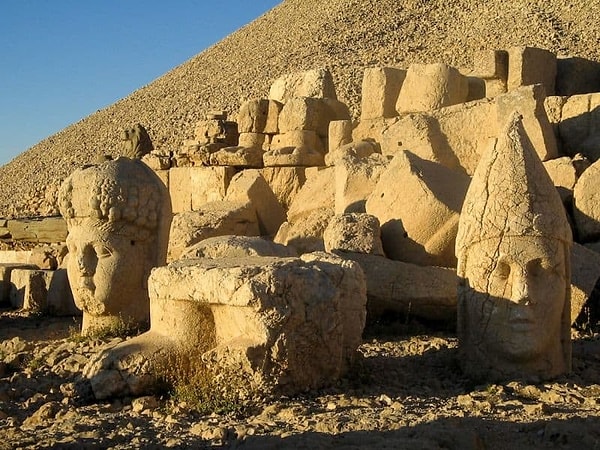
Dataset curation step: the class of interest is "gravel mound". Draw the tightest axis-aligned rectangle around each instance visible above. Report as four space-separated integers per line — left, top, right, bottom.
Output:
1 0 600 218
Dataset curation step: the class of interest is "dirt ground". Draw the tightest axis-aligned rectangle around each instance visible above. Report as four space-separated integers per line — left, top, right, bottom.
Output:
1 309 600 449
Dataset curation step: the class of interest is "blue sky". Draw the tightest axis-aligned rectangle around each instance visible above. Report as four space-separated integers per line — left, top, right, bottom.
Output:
0 1 280 166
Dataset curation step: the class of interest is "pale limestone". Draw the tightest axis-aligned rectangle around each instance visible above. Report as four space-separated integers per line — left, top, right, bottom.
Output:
167 201 260 262
85 253 366 399
558 93 600 160
168 166 236 213
274 209 334 255
209 146 264 168
237 99 282 134
366 150 470 267
323 213 384 256
325 139 380 167
507 46 557 95
543 155 590 203
328 120 353 153
180 235 296 259
269 68 337 104
257 167 307 211
224 171 287 237
571 243 600 326
456 113 571 382
238 132 267 149
360 67 406 120
573 157 600 242
396 63 469 113
334 251 457 322
278 97 350 139
0 263 37 305
263 145 325 167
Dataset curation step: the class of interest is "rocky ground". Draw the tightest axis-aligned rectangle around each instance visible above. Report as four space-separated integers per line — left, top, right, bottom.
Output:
1 0 600 218
2 309 600 449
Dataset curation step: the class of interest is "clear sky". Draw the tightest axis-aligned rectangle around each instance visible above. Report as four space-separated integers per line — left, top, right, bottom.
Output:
0 0 281 166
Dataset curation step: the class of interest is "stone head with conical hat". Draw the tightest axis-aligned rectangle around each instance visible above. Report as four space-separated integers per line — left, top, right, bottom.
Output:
456 112 571 382
59 157 172 335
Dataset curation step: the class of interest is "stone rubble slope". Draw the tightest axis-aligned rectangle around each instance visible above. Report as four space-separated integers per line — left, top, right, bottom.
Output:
1 0 600 218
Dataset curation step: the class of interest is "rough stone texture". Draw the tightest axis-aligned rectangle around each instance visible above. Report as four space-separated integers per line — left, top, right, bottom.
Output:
507 46 557 95
456 113 572 382
396 63 469 113
167 201 260 261
361 67 406 120
7 218 67 243
571 243 600 325
328 120 353 153
85 253 366 399
366 150 470 267
179 235 296 259
0 263 37 305
558 93 600 161
58 158 172 335
269 68 337 104
334 251 457 322
237 99 282 134
326 139 380 167
323 213 385 256
9 269 50 312
334 152 388 214
224 171 287 237
469 49 508 97
543 154 590 204
169 166 237 214
265 132 325 167
257 167 307 211
209 146 264 168
573 157 600 243
2 0 600 219
27 244 67 271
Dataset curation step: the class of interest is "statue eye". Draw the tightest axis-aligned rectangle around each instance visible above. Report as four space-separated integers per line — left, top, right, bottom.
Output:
94 244 113 258
494 262 511 280
528 258 553 277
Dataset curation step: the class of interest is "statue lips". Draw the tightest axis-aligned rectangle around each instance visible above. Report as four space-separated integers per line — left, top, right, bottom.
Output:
77 276 95 292
507 306 536 332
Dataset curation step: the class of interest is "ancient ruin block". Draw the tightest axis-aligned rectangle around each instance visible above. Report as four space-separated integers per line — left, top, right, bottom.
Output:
456 113 571 382
366 150 470 267
266 130 326 167
269 68 337 103
543 155 590 204
238 132 267 149
558 93 600 160
257 167 307 210
58 158 172 335
574 157 600 242
7 217 68 243
84 253 366 399
180 235 296 259
209 146 264 168
328 120 353 154
326 139 380 166
169 166 236 213
167 201 260 261
361 67 406 120
194 117 238 146
0 263 37 305
471 49 509 80
507 46 557 95
237 99 282 134
224 171 287 237
324 213 385 256
335 251 457 322
571 243 600 326
9 269 51 312
496 84 559 161
270 130 324 153
396 63 469 113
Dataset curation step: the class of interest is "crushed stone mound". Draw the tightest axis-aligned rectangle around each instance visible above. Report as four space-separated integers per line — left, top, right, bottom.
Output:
1 0 600 218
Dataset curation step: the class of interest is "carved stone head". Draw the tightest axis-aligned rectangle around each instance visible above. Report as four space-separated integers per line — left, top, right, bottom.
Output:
59 157 171 335
456 113 572 381
120 124 153 159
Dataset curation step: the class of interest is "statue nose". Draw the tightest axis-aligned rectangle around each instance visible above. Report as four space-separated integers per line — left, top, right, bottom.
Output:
76 246 95 276
511 270 532 306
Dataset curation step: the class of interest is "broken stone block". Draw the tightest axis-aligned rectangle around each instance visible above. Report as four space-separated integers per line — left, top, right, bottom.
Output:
558 93 600 161
180 235 296 259
270 130 325 155
574 158 600 242
27 244 67 270
46 268 80 316
571 243 600 326
169 166 236 213
324 213 384 256
496 84 559 161
167 201 260 261
334 152 388 214
0 263 37 305
209 146 264 168
7 217 68 243
361 67 406 120
238 132 267 149
396 63 469 113
326 139 381 167
141 151 171 171
328 120 353 153
237 99 282 134
333 251 457 322
224 171 287 237
278 97 350 139
507 46 557 95
84 252 366 399
263 144 325 167
9 269 50 312
0 251 32 264
194 117 238 146
258 167 307 210
366 151 470 267
543 154 590 204
471 49 509 81
269 68 337 103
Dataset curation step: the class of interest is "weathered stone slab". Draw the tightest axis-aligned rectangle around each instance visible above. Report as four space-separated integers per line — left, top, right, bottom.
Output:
507 46 556 95
257 167 307 211
361 67 406 120
324 213 384 256
558 93 600 161
237 99 282 134
169 166 237 213
180 235 296 259
269 68 337 103
571 243 600 326
0 263 37 305
573 157 600 242
7 217 67 243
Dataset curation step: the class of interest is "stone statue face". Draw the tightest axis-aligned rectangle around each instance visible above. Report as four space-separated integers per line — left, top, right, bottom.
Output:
462 235 566 362
66 218 150 320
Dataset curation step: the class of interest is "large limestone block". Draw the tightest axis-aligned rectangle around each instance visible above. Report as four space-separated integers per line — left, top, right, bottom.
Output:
396 63 469 113
9 269 52 312
224 171 287 237
324 213 384 256
328 120 353 153
209 146 264 168
471 49 508 81
85 253 366 398
507 46 557 95
496 84 559 161
237 99 282 134
7 217 68 243
278 97 350 139
334 251 457 321
47 267 80 316
574 158 600 242
169 166 236 213
180 235 296 259
167 201 260 261
571 243 600 326
366 151 470 267
556 57 600 96
286 167 334 222
361 67 406 120
274 209 334 255
269 68 337 103
0 251 32 264
334 152 389 214
258 167 307 211
558 93 600 161
326 139 380 167
0 263 37 305
543 155 590 204
270 130 325 154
